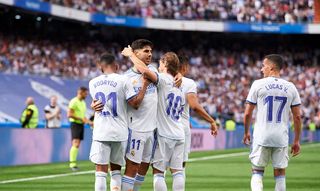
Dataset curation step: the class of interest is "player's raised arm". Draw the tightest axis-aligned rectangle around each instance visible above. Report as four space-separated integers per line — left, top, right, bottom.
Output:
186 93 218 136
121 46 158 83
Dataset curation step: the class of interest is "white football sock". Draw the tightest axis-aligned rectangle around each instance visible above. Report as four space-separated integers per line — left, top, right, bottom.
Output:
251 172 263 191
121 175 135 191
95 171 107 191
110 170 121 191
133 174 145 191
153 173 167 191
275 175 286 191
172 171 185 191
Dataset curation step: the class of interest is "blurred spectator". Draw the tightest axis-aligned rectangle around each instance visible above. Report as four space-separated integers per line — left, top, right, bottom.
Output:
44 95 62 128
44 0 314 23
20 97 39 128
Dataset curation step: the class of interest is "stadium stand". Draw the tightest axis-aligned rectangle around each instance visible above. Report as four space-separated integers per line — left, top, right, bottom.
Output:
45 0 314 23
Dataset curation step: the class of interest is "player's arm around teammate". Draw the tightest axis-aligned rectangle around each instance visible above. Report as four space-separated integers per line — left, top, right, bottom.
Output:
91 78 150 111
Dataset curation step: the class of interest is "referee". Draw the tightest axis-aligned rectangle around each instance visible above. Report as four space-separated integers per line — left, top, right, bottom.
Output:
68 86 90 171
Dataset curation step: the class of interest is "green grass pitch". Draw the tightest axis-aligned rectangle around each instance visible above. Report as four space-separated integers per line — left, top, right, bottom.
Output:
1 143 319 191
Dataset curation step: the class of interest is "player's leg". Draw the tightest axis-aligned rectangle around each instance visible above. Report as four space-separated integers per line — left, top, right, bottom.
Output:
122 130 146 191
110 163 122 191
152 166 167 191
272 147 289 191
133 131 155 191
152 136 168 191
90 141 111 191
122 159 139 191
182 132 191 178
69 123 83 169
95 164 108 191
109 141 127 191
170 140 185 191
251 166 265 191
133 162 150 191
249 144 270 191
274 168 286 191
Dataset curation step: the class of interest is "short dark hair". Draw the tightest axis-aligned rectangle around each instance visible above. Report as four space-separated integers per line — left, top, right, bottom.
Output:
100 52 115 66
161 52 180 76
79 86 88 92
131 39 153 51
265 54 284 71
178 55 189 70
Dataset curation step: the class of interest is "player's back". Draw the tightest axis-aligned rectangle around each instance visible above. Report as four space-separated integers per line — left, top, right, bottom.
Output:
157 73 185 140
248 77 301 147
180 77 197 134
89 73 130 142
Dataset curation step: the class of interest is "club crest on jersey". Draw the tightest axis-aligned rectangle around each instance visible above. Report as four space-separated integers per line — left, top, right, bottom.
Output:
131 150 135 156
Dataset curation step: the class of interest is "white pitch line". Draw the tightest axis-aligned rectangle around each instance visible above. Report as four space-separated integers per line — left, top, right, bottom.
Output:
0 151 247 185
188 142 320 162
188 152 248 162
1 143 319 184
0 170 95 184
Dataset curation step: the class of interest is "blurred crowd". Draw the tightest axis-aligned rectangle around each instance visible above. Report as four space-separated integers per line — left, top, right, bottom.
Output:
0 34 319 130
45 0 314 23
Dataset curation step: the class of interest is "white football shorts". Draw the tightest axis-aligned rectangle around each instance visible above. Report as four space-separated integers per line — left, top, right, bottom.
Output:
250 143 289 169
152 135 185 172
90 140 127 166
126 129 156 164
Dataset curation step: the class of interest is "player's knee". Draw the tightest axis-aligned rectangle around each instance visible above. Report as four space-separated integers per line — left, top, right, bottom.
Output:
138 162 150 175
124 159 139 176
110 163 122 171
170 168 181 174
252 166 264 174
96 164 108 173
274 168 285 176
72 139 81 147
152 166 164 174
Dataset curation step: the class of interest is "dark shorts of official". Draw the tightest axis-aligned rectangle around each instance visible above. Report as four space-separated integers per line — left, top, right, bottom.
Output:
70 122 84 140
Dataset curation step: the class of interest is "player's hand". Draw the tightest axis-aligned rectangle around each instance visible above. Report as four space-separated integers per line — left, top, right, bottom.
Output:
291 142 301 157
174 73 183 87
242 132 251 146
91 99 104 112
210 122 218 137
142 75 151 87
121 45 133 57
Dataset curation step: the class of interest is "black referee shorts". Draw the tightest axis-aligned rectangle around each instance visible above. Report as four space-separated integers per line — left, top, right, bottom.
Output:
70 122 84 140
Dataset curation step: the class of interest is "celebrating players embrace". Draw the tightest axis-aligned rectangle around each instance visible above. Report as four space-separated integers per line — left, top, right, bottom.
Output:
89 39 218 191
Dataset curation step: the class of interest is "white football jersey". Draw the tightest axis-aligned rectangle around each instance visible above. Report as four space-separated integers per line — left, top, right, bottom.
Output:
180 77 197 135
246 77 301 147
124 65 158 132
89 73 136 141
157 73 185 140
